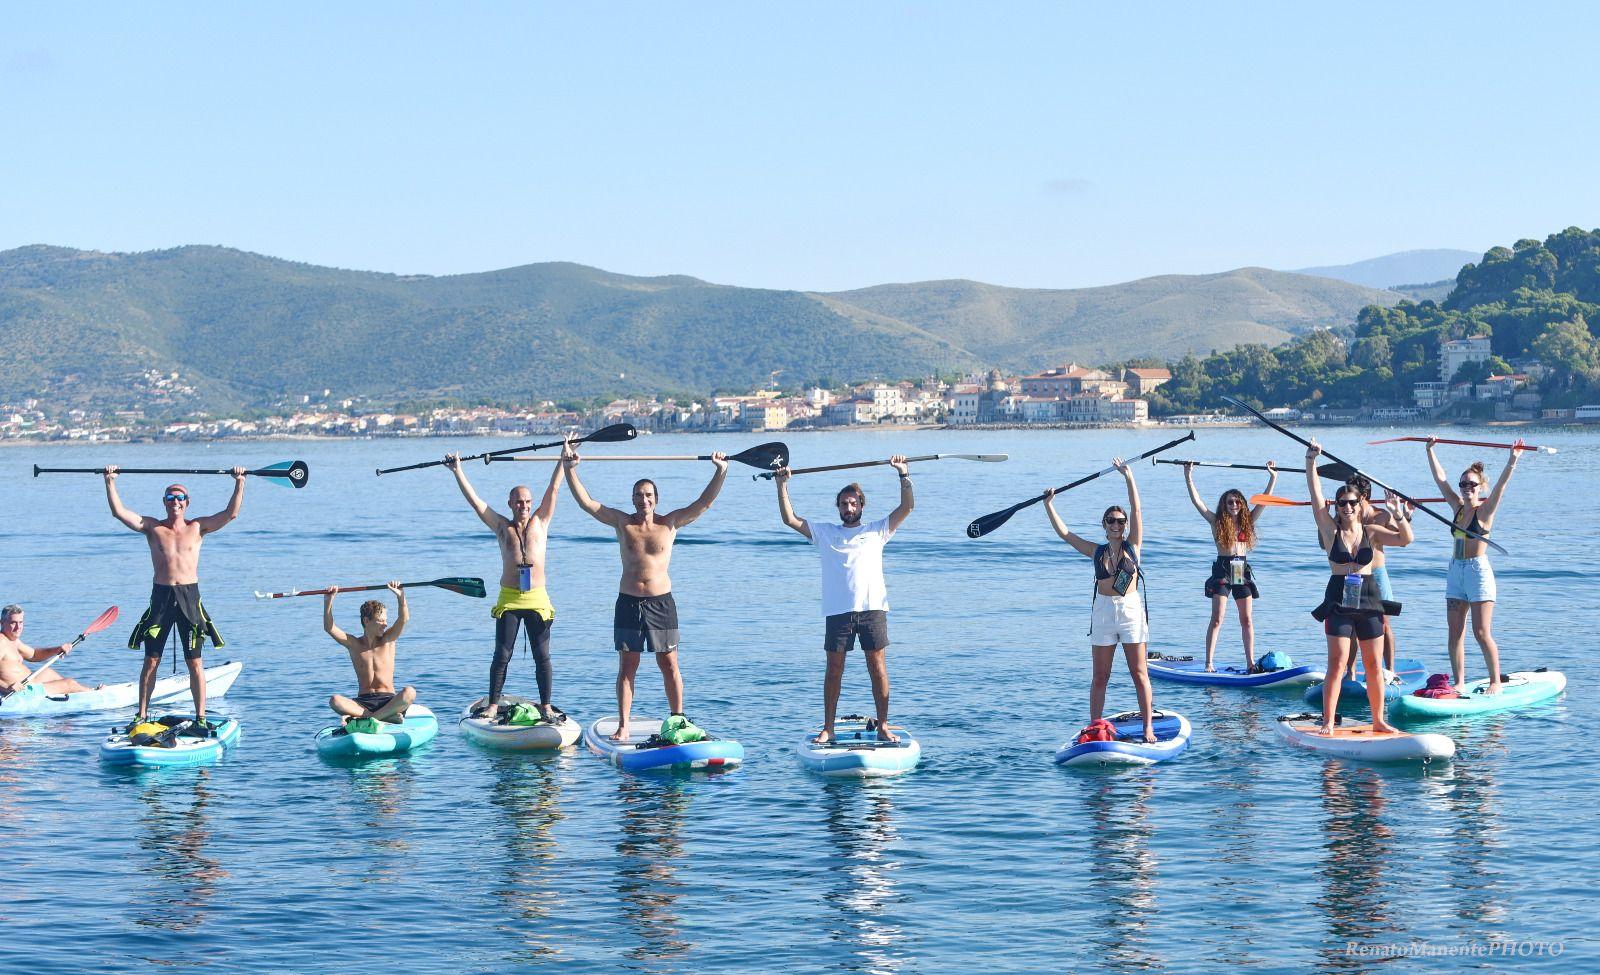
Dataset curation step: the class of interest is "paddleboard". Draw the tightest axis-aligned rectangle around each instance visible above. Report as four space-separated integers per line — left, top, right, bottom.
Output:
459 697 580 750
1054 711 1192 767
1394 670 1566 719
1302 656 1427 711
797 715 920 778
99 715 242 768
315 704 438 759
1275 713 1454 763
584 716 743 772
1 661 244 719
1147 655 1323 689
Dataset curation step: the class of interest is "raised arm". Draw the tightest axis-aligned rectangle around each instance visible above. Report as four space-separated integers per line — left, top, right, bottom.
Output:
1251 461 1278 523
103 467 151 533
1043 490 1099 558
534 456 562 524
886 455 914 532
195 468 246 534
381 581 409 642
1306 442 1334 544
1425 438 1458 506
1479 442 1521 522
665 453 729 528
323 587 351 645
1119 458 1143 548
561 449 625 527
1182 463 1214 522
774 468 812 539
447 453 506 531
1370 497 1414 548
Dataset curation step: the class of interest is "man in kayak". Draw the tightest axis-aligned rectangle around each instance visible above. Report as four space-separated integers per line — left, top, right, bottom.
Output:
445 450 565 723
106 468 243 729
0 605 100 697
562 439 729 742
774 456 913 744
323 582 416 728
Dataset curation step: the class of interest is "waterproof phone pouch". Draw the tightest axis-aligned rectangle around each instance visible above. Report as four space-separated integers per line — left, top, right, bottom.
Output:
1112 568 1134 596
518 565 532 592
1228 557 1246 587
1452 531 1469 561
1341 574 1362 609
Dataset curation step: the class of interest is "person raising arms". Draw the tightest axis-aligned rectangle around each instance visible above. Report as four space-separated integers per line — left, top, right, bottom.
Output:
1181 461 1276 672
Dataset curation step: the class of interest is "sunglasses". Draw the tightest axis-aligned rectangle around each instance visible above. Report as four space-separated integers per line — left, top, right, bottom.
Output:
1458 481 1481 490
1104 517 1128 526
164 493 189 503
1335 499 1361 508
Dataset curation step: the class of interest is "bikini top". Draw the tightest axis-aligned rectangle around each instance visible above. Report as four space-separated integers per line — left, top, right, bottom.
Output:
1452 505 1489 538
1094 543 1140 581
1326 524 1373 567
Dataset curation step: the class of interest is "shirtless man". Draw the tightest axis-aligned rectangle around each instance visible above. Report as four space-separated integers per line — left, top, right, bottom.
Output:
0 605 98 697
323 582 416 726
106 468 244 727
446 452 564 722
563 439 728 741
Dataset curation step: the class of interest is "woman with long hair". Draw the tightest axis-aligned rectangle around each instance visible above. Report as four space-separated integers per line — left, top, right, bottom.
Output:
1182 462 1276 671
1425 438 1521 694
1043 458 1155 742
1306 441 1412 734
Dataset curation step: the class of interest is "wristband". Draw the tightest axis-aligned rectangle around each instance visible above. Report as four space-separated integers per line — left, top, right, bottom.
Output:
899 473 910 480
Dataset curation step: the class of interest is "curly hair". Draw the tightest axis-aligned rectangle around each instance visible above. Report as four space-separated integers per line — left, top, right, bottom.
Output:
1212 489 1256 549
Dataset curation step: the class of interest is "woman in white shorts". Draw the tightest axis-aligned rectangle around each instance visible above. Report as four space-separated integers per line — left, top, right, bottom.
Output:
1425 437 1521 694
1043 458 1155 743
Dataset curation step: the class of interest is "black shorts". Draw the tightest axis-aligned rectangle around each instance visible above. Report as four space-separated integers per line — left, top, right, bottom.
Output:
128 584 223 661
354 691 397 713
824 611 890 654
1324 611 1384 641
1205 557 1259 601
614 593 680 654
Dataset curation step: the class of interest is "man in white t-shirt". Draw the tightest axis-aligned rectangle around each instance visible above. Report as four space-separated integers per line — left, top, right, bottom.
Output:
775 455 913 743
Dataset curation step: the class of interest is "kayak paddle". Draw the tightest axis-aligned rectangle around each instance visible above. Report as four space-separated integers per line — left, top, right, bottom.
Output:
14 605 119 692
1221 395 1506 555
1154 458 1358 480
753 453 1009 481
253 577 488 599
966 432 1194 538
33 461 309 489
1368 435 1557 454
1250 493 1447 507
375 424 637 476
492 441 791 472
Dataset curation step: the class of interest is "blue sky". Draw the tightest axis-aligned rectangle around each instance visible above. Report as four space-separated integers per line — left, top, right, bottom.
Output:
4 2 1596 291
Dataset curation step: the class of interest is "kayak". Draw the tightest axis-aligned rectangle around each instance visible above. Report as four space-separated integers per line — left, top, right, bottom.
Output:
1054 711 1192 767
797 715 920 778
1 661 244 719
1275 713 1454 763
1147 655 1323 689
315 704 438 759
100 715 242 768
1302 657 1427 711
584 716 743 773
1394 670 1567 719
459 697 581 750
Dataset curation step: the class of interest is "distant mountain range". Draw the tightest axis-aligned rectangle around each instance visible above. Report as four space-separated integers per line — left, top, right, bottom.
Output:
0 244 1408 414
1290 248 1479 289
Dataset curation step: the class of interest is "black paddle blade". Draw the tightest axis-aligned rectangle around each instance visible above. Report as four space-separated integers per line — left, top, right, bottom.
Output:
1316 461 1358 482
732 441 789 470
966 503 1024 539
427 577 487 598
585 423 637 444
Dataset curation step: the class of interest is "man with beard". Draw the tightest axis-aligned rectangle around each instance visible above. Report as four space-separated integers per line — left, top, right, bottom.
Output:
774 456 913 743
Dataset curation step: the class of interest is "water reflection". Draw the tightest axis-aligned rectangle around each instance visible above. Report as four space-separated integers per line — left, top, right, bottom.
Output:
821 781 912 975
1080 775 1160 973
614 774 695 962
343 758 416 886
1313 762 1402 972
127 768 228 933
487 754 569 961
0 723 42 828
1439 723 1509 936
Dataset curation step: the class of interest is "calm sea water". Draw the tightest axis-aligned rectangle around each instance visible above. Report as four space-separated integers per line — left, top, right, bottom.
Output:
1 427 1594 974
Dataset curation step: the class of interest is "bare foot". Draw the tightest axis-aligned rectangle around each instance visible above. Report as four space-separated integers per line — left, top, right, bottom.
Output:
1484 680 1502 696
1317 724 1334 736
1372 721 1399 734
1142 727 1157 744
812 729 835 745
875 727 900 743
609 725 630 742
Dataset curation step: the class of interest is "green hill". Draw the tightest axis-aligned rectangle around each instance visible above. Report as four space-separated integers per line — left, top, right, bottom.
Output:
0 245 1405 414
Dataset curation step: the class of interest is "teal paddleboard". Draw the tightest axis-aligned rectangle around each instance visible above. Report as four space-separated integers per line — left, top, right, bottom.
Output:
315 704 438 758
1394 670 1566 719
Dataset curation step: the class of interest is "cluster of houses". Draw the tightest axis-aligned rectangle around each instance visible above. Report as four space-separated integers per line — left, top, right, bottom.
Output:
1411 336 1543 416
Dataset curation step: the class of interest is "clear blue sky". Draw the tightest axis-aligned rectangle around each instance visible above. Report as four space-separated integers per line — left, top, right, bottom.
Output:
4 2 1596 291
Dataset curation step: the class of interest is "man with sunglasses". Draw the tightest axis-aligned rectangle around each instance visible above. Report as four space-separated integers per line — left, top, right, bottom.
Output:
106 467 245 729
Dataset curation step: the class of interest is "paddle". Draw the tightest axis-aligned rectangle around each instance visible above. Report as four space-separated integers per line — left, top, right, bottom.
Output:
491 440 791 472
33 461 309 489
253 577 487 599
374 423 638 476
1221 395 1506 555
1368 435 1557 455
1250 493 1447 507
966 432 1194 538
15 606 120 692
753 453 1009 481
1153 458 1358 479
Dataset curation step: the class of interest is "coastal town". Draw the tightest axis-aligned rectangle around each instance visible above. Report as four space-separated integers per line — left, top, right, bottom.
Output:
5 338 1595 444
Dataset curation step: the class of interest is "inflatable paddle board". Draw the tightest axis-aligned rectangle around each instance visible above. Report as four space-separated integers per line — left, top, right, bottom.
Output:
100 715 242 768
315 704 438 759
1394 669 1566 719
1303 656 1427 711
1054 711 1192 767
459 697 580 750
1275 713 1454 763
1147 655 1322 689
584 716 742 773
797 715 919 778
